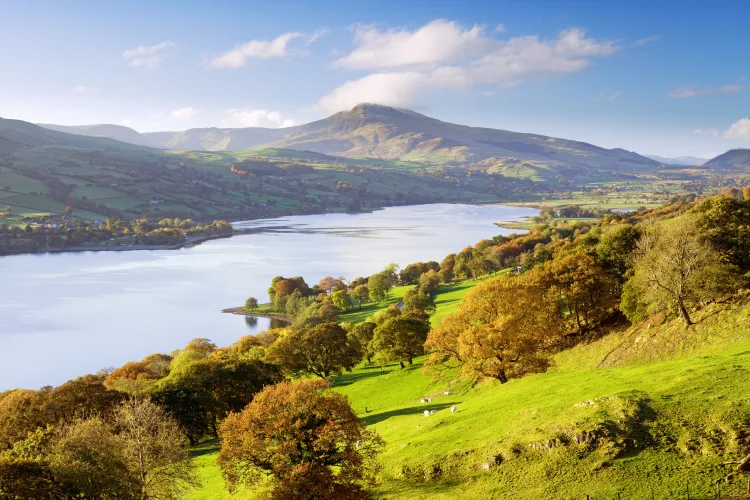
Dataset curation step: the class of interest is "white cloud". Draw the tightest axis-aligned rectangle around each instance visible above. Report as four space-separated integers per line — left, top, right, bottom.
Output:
495 24 506 33
694 128 719 136
71 85 98 93
319 23 619 112
632 36 659 46
222 108 296 128
595 91 623 101
122 41 176 68
335 20 490 70
668 84 743 99
210 30 326 69
170 107 200 119
306 28 329 46
724 118 750 141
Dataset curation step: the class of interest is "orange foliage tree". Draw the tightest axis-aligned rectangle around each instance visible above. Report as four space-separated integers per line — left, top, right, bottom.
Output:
218 379 382 499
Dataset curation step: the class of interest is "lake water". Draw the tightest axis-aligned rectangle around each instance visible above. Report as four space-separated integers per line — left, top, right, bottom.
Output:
0 203 536 390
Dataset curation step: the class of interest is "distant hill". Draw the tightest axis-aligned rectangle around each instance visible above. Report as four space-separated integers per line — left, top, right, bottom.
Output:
644 154 707 166
1 118 147 151
143 127 298 151
39 123 299 151
703 149 750 170
37 123 156 148
38 104 659 178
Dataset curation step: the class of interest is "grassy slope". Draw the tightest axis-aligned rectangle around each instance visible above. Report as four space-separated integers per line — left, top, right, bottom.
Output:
189 297 750 499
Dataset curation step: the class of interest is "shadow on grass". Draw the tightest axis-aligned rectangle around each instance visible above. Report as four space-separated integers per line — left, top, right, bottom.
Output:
362 402 458 426
190 438 221 458
332 369 390 387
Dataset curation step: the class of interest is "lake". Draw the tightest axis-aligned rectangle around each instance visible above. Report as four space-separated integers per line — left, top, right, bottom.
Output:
0 203 536 390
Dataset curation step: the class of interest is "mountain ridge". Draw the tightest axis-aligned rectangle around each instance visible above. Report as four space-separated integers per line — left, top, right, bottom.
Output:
38 104 659 174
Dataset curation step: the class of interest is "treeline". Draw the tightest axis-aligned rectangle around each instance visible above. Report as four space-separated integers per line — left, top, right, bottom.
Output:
0 217 232 255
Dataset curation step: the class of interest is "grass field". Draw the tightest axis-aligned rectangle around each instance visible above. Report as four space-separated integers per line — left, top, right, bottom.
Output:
188 293 750 499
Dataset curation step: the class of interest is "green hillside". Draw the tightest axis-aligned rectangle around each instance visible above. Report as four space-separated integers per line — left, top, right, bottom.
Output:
189 296 750 499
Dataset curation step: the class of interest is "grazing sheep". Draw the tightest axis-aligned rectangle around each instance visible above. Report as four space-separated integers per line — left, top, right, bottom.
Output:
451 406 457 413
444 391 452 395
420 398 427 403
430 410 437 415
424 410 430 417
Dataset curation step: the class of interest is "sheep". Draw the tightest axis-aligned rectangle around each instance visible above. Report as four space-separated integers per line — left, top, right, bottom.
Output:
424 410 430 417
444 391 452 395
430 410 437 415
420 398 428 403
451 406 457 414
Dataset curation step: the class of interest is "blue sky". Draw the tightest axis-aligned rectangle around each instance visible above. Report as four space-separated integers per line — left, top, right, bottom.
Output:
1 0 748 157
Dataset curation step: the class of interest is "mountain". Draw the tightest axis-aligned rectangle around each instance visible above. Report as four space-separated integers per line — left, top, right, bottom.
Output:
644 154 707 166
38 104 658 175
38 123 300 151
1 118 148 151
264 104 660 172
37 123 156 148
143 126 298 151
703 149 750 170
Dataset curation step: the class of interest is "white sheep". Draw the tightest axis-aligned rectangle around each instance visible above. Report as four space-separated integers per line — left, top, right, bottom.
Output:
424 410 430 417
451 406 457 414
444 391 452 395
420 398 427 403
430 410 437 415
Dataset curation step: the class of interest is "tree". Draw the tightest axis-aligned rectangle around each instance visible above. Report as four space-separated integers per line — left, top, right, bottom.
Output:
218 379 382 499
367 273 390 302
331 290 353 312
244 297 258 311
418 269 441 293
266 323 360 378
596 224 641 281
693 195 750 271
403 291 436 315
425 273 564 383
114 398 197 499
542 252 619 333
372 317 431 367
349 322 377 364
318 276 346 294
49 417 138 499
629 215 740 326
353 285 369 309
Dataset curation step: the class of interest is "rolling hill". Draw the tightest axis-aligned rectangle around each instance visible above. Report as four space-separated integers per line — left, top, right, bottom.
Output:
703 149 750 170
39 104 660 177
644 154 707 166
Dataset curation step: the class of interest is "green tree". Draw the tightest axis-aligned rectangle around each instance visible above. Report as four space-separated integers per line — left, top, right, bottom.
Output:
331 290 353 312
629 215 740 326
367 273 390 302
244 297 258 311
349 322 377 364
372 317 431 367
266 323 360 378
353 285 369 309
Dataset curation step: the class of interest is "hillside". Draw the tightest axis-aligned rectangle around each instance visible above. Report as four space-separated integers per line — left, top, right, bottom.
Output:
270 104 659 171
191 295 750 499
37 123 157 148
0 117 512 229
38 105 661 182
703 149 750 170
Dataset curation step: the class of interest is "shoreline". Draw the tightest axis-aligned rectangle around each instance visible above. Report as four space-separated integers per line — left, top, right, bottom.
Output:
221 307 293 324
0 234 232 257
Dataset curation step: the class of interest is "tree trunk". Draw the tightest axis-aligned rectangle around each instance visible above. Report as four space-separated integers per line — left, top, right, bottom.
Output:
408 355 413 365
678 300 693 325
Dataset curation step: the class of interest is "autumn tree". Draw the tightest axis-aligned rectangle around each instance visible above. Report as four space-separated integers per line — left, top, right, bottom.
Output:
542 251 619 333
425 273 564 383
266 323 360 378
218 379 382 499
693 195 750 270
114 398 197 499
372 317 431 367
628 215 740 325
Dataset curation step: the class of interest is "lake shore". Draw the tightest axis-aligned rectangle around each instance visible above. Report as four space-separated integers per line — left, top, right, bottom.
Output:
0 234 232 257
221 307 293 324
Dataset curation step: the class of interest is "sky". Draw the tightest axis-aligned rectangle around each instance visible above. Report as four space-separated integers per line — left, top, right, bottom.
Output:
0 0 748 158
